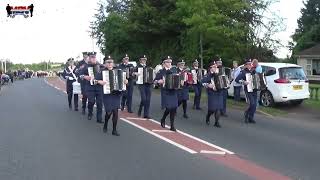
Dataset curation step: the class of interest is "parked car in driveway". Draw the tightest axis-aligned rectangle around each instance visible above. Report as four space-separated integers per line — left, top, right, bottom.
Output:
228 63 310 107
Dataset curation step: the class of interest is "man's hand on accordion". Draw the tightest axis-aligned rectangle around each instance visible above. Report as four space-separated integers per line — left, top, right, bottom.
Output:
97 80 106 86
207 84 215 89
157 79 164 84
83 76 92 81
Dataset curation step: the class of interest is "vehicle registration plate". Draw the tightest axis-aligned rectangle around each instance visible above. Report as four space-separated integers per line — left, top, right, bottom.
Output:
293 85 302 90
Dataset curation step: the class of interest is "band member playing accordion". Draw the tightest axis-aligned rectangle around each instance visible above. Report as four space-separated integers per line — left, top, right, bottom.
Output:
119 54 134 113
177 60 190 119
136 55 153 119
76 52 89 115
235 59 258 124
154 56 179 131
216 57 229 117
201 62 223 128
79 52 103 123
95 56 128 136
191 59 206 110
63 58 79 111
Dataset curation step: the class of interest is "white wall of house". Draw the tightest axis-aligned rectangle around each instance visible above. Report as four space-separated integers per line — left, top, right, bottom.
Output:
298 57 320 81
297 58 309 75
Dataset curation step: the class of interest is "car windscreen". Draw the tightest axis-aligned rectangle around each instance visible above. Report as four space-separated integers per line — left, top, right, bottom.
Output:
279 67 307 80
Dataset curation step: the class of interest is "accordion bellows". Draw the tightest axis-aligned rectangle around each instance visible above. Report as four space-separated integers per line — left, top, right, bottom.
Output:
102 69 126 94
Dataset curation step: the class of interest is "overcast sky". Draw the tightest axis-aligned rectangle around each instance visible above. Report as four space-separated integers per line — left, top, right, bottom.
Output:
0 0 305 64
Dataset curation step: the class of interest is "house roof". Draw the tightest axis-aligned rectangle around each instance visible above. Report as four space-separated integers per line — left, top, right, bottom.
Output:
296 44 320 56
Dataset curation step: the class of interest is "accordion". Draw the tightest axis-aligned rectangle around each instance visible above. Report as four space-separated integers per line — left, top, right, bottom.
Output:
209 76 224 91
72 82 81 94
163 74 183 90
125 67 135 79
182 72 193 84
191 69 207 84
102 69 127 94
136 67 154 84
217 75 230 89
246 73 267 92
88 67 95 85
88 65 100 85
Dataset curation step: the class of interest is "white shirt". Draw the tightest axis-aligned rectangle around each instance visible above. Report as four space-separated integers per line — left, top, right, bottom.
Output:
232 67 242 87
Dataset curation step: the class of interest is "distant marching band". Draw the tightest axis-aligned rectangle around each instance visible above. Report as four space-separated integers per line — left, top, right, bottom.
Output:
62 52 267 136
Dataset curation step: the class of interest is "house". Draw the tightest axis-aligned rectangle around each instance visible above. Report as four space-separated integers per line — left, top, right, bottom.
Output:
296 43 320 82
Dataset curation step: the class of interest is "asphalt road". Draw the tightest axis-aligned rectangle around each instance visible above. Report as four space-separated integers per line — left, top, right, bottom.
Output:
0 78 319 180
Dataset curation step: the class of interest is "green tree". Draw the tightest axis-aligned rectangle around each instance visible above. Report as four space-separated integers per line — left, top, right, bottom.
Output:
292 0 320 53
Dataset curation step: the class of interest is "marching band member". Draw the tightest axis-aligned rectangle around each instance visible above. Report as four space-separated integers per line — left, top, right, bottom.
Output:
235 59 257 124
136 55 152 119
154 56 178 131
119 54 134 113
63 58 79 111
216 57 228 117
76 52 89 115
201 61 223 127
231 61 242 101
96 56 127 136
177 60 190 119
191 59 202 110
79 52 103 123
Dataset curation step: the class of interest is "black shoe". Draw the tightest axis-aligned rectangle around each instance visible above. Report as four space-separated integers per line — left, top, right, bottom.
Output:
214 122 221 128
144 116 151 119
161 119 165 128
221 113 228 117
170 127 176 132
88 115 92 120
97 120 103 124
183 114 189 119
128 110 133 113
249 119 256 124
75 108 79 111
82 109 85 115
121 107 124 111
112 130 120 136
196 107 202 110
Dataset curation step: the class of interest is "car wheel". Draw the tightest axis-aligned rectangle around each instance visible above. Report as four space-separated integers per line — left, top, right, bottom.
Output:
291 100 303 106
260 90 274 107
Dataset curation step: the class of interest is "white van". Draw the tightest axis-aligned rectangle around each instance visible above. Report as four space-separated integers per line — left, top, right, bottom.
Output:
228 63 310 107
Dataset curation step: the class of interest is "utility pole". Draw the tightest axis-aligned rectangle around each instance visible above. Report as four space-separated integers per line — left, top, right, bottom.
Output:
4 60 6 73
91 30 95 52
199 32 204 69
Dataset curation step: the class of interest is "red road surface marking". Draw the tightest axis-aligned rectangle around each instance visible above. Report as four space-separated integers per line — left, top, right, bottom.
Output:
45 77 291 180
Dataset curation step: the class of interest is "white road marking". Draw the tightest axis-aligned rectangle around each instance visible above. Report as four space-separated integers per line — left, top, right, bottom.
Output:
121 118 197 154
45 78 234 155
148 118 234 154
200 150 226 155
126 117 147 121
152 129 175 133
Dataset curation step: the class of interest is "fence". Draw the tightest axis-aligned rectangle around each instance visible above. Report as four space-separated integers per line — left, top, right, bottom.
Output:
310 87 320 100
